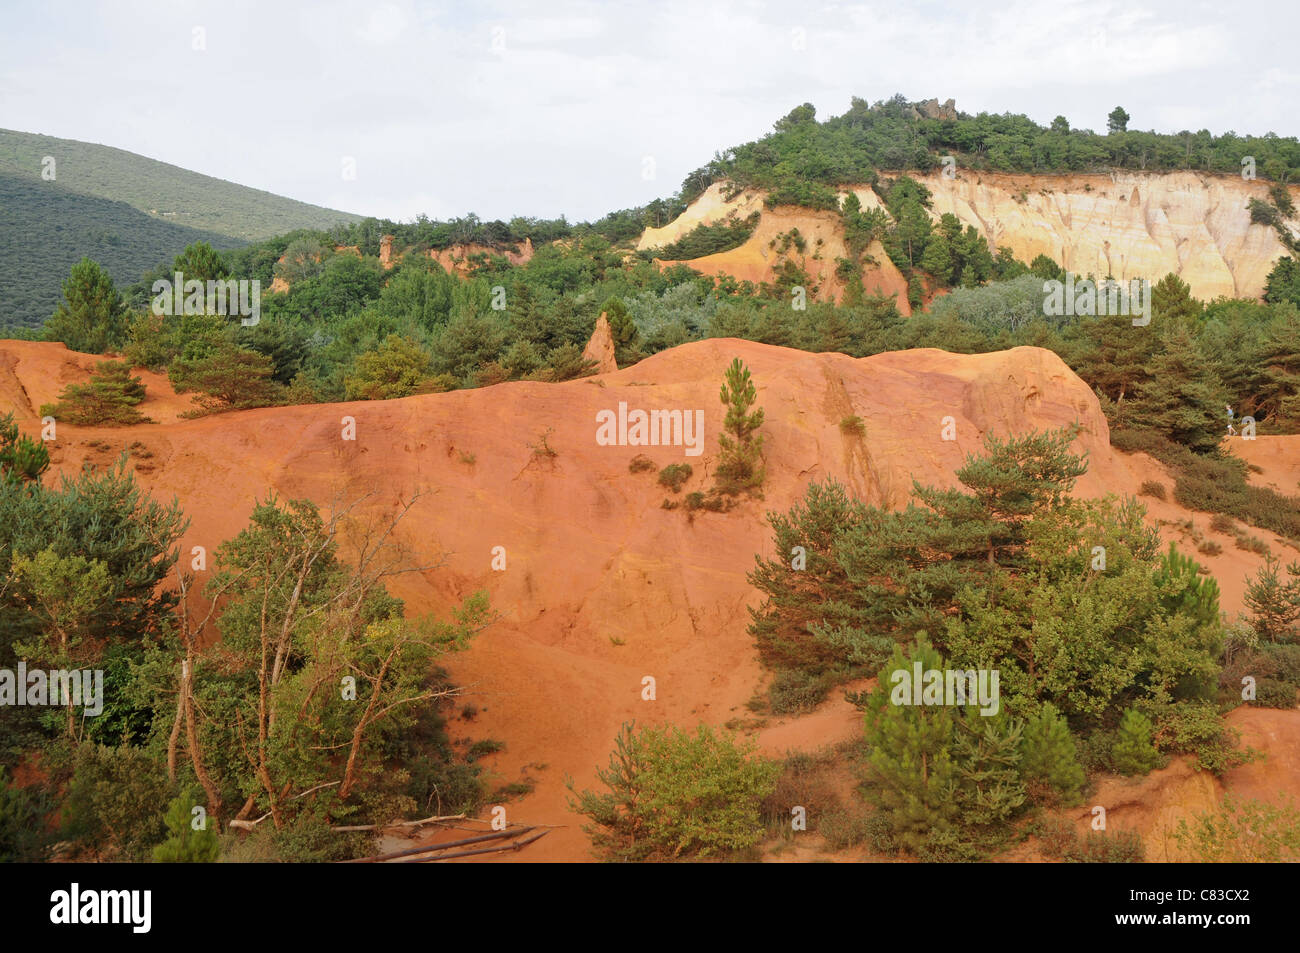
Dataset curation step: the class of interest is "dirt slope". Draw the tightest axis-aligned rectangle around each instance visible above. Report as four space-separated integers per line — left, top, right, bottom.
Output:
2 338 1296 862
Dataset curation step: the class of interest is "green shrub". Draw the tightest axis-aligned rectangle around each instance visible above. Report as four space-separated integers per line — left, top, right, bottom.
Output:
628 454 655 474
839 415 865 437
1112 709 1162 776
1019 703 1086 804
1064 829 1146 863
1138 480 1167 501
60 743 174 861
568 722 779 861
0 767 52 862
1152 702 1250 775
817 808 873 850
768 668 833 714
272 813 374 862
39 360 150 426
1254 678 1298 708
1198 540 1223 556
152 786 221 863
1173 798 1300 862
657 462 693 493
1209 513 1236 534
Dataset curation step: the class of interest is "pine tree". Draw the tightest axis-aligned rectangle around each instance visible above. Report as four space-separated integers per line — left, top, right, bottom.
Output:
864 636 962 852
42 257 128 354
39 361 149 426
1066 311 1157 403
715 357 765 494
152 786 221 862
0 413 48 485
1130 324 1226 453
1152 273 1203 325
1113 708 1162 775
1020 703 1086 802
601 297 641 367
1244 557 1300 643
172 241 230 282
919 232 954 285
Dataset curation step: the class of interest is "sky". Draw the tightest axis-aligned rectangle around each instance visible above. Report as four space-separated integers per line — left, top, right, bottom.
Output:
2 0 1298 224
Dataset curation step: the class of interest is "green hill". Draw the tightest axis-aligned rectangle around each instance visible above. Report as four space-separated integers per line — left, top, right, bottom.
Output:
0 129 362 328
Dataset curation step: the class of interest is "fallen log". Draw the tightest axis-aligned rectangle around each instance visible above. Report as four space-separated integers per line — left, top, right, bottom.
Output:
342 826 534 863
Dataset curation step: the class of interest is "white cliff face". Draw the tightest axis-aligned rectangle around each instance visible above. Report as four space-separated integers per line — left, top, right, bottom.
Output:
642 172 1298 303
913 170 1296 300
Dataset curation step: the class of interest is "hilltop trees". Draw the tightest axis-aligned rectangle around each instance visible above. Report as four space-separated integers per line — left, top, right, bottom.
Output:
42 257 128 354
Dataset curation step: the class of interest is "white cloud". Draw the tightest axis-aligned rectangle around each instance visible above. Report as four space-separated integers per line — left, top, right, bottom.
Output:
0 0 1296 224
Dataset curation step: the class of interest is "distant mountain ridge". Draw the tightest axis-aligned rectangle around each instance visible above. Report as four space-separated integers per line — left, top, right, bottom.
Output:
0 128 361 328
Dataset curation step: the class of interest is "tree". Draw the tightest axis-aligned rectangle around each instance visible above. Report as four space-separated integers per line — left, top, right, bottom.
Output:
172 241 229 282
715 357 765 494
568 722 779 860
1130 324 1226 453
39 360 150 426
1152 273 1202 325
169 343 283 414
0 412 48 484
42 257 128 354
152 786 221 862
344 334 434 400
274 238 329 286
1107 106 1131 135
1019 703 1086 803
601 297 641 367
1244 557 1300 643
1264 257 1300 307
1113 708 1162 775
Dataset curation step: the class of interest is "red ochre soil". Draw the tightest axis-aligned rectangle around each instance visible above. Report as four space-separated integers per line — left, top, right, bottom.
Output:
3 338 1297 862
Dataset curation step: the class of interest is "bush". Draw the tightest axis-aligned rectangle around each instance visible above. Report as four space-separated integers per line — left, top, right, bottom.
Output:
1198 540 1223 556
768 668 833 714
1209 513 1236 534
839 415 865 437
817 808 873 850
1138 480 1167 501
1152 702 1250 775
568 722 779 861
1112 709 1162 776
60 744 174 861
1174 798 1300 862
628 454 655 474
1019 703 1086 804
657 462 693 493
39 360 150 426
1064 829 1146 863
153 786 221 863
0 767 52 862
271 813 374 862
1254 678 1298 708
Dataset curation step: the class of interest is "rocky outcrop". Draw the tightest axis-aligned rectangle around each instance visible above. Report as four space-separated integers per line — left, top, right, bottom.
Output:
643 172 1300 304
582 311 618 374
379 234 395 269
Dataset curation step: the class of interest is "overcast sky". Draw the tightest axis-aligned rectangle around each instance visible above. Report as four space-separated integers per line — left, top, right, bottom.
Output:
2 0 1297 224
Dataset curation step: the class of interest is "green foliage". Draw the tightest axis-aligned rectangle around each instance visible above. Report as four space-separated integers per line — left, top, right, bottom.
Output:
344 334 434 400
1019 703 1086 803
654 213 759 260
1173 798 1300 862
715 357 765 494
170 342 283 414
1112 708 1162 776
40 360 150 426
0 412 49 484
657 462 693 493
153 786 221 862
568 722 779 861
0 766 52 861
41 257 128 353
1244 556 1300 642
60 743 174 861
1153 702 1251 775
862 636 1026 857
